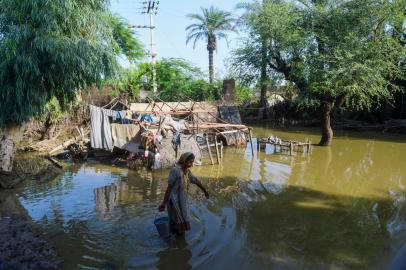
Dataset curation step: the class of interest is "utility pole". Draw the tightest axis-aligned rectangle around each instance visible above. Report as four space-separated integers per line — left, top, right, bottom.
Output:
148 2 157 94
132 1 159 94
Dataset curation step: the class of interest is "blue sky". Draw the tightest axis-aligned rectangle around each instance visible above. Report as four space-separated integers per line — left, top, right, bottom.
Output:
110 0 247 78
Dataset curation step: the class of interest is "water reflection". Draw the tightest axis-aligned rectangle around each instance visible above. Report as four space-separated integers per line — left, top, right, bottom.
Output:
14 128 406 269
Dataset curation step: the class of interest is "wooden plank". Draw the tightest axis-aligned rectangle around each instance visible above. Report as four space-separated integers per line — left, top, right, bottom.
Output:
248 128 254 156
198 123 247 129
205 134 214 165
219 128 248 135
214 135 220 164
220 141 223 159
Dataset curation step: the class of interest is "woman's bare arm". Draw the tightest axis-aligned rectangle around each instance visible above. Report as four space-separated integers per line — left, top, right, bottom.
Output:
195 180 209 199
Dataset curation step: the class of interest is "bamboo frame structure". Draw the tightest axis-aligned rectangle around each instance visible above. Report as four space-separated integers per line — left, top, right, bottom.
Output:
256 137 312 156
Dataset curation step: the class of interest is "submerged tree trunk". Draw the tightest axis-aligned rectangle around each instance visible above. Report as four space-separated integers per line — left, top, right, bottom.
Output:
319 102 333 146
208 48 214 85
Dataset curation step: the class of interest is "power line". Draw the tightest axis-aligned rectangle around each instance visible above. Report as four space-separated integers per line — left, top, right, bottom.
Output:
130 1 159 93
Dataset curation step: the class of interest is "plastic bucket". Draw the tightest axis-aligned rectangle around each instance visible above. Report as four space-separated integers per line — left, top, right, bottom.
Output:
154 216 170 238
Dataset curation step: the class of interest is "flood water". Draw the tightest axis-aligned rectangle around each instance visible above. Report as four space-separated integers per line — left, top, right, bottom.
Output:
14 126 406 269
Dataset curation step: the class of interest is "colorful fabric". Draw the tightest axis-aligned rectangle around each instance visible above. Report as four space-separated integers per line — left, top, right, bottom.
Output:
140 114 153 123
118 111 132 124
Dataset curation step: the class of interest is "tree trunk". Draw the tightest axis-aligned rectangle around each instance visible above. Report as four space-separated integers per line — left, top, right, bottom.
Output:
41 119 56 140
208 48 214 85
0 124 21 172
319 102 333 146
260 38 268 119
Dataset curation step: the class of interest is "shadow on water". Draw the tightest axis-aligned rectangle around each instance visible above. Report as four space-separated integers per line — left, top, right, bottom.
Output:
233 182 396 270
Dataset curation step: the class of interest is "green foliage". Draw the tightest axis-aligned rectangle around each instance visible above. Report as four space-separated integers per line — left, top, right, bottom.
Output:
186 6 236 49
135 58 215 101
186 6 236 83
42 96 63 124
106 15 145 63
232 0 406 111
0 0 119 127
109 68 141 102
235 85 253 105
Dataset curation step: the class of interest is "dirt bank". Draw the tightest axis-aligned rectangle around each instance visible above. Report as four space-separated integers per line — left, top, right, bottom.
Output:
0 193 61 270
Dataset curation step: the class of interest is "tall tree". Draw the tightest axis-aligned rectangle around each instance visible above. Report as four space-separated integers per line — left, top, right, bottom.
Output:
0 0 119 174
186 6 236 85
232 0 406 145
235 1 271 112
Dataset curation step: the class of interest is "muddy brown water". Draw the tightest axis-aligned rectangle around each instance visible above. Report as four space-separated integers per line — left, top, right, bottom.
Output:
11 126 406 269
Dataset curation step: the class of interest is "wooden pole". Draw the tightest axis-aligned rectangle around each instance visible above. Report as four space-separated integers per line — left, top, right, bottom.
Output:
214 134 220 164
257 137 260 151
205 134 214 165
196 113 199 134
220 141 223 159
289 142 293 156
157 116 162 135
248 128 254 156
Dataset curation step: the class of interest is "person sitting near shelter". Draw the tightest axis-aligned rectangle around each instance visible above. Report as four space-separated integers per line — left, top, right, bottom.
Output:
158 152 209 236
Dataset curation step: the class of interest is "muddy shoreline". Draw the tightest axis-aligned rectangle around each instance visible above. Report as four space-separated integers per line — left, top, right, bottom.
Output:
0 192 61 270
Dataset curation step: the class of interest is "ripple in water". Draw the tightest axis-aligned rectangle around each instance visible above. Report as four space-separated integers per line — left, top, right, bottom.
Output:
16 129 406 270
18 164 247 270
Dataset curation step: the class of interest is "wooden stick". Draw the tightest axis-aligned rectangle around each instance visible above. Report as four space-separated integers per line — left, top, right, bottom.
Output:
220 141 223 159
205 134 214 165
290 142 293 156
219 128 249 135
196 113 199 134
198 123 247 129
214 134 220 164
248 128 254 156
46 156 63 169
102 97 117 108
257 137 260 151
157 116 162 135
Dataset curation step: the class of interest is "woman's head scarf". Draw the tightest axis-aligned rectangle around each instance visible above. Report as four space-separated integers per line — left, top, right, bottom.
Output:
177 152 195 165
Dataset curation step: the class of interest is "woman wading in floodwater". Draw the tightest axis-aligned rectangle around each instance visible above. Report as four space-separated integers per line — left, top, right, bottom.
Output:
158 152 209 236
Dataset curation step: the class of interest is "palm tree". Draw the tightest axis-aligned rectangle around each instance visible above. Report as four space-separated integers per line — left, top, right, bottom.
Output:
186 6 236 85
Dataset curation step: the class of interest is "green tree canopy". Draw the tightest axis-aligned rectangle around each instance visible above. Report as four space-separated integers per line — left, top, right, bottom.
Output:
0 0 119 127
135 58 215 101
231 0 406 145
107 14 145 63
186 6 236 84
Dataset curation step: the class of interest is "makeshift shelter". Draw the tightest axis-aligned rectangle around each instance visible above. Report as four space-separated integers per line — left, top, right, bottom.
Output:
89 99 252 169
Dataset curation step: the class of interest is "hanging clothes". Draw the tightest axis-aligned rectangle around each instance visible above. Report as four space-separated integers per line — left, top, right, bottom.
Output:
140 114 153 123
89 105 116 151
172 132 181 157
110 123 141 151
118 111 132 124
